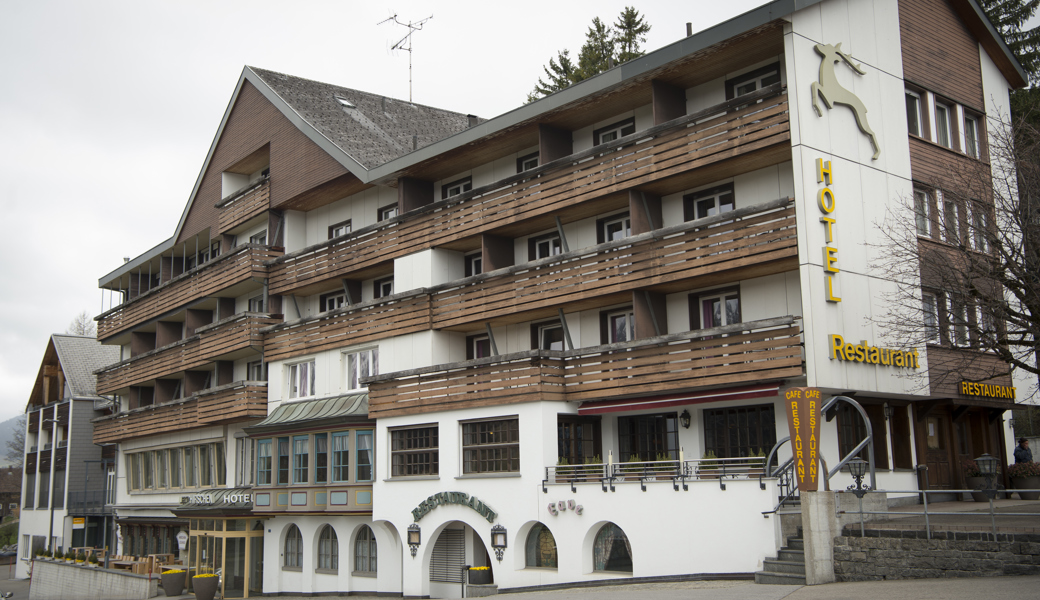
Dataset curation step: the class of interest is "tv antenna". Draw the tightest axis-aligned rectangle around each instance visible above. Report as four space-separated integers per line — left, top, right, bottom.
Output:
379 13 433 103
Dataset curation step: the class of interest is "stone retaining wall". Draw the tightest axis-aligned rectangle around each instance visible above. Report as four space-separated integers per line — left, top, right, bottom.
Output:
833 531 1040 581
29 560 158 600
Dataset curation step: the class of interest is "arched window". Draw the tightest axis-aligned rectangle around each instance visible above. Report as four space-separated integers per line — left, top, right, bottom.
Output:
284 524 302 568
354 525 377 574
317 525 338 571
524 523 557 568
593 523 631 572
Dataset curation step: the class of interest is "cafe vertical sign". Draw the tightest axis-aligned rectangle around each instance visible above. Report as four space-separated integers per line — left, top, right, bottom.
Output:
784 387 822 491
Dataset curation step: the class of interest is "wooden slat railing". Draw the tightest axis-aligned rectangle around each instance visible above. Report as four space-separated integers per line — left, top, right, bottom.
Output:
367 317 802 418
267 86 790 295
217 178 270 234
92 381 267 444
95 313 277 394
432 198 796 328
97 245 281 341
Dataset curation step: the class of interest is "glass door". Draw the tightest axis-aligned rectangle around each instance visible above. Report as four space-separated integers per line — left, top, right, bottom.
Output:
249 536 264 597
224 537 246 598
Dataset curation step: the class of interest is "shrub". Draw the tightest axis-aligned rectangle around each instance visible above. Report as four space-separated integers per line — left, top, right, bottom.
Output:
1008 461 1040 478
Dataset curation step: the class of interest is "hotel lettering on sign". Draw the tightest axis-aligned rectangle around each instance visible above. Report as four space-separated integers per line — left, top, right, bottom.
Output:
817 159 840 303
784 387 822 491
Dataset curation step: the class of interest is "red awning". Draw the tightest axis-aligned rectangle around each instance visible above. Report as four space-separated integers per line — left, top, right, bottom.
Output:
577 384 781 415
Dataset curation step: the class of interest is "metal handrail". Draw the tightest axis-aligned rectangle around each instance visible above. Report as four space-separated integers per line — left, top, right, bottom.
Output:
542 457 774 493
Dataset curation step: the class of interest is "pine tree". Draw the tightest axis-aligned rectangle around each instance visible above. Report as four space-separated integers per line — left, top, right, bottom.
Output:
979 0 1040 83
614 6 652 64
529 50 578 101
575 17 615 82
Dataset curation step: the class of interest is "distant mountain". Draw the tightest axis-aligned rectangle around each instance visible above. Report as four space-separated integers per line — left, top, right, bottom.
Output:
0 414 25 468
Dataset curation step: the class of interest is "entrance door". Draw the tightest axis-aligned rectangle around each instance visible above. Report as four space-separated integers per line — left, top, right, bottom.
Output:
224 537 246 598
922 414 953 488
249 536 264 597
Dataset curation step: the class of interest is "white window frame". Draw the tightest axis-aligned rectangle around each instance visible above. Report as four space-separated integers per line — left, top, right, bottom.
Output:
321 291 347 313
595 118 636 145
329 220 352 239
922 292 940 344
378 204 398 221
606 308 635 343
517 152 539 173
698 290 742 329
905 90 923 137
287 360 315 399
248 295 264 313
443 177 472 199
236 438 255 487
374 277 394 299
345 348 379 391
934 101 952 148
249 230 267 245
913 189 933 237
963 113 979 158
968 200 989 253
536 321 565 351
247 360 264 381
600 213 631 243
939 192 960 244
531 233 562 260
465 252 482 277
947 296 970 347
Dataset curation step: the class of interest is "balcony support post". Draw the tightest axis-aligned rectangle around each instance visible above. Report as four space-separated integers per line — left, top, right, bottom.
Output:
554 217 570 253
557 309 574 351
484 323 499 356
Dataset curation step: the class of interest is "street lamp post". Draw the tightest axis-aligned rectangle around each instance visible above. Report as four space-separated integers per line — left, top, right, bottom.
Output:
975 453 1000 536
847 458 871 537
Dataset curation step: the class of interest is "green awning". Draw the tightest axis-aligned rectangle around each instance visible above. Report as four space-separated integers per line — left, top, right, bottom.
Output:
245 393 370 434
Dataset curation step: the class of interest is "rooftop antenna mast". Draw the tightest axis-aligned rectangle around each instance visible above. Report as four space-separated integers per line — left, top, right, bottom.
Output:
379 12 433 103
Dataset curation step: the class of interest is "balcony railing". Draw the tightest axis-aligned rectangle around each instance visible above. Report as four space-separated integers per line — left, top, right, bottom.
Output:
67 490 113 515
217 177 270 234
544 456 773 492
267 85 790 296
367 316 802 418
95 313 277 394
97 244 282 341
92 381 267 444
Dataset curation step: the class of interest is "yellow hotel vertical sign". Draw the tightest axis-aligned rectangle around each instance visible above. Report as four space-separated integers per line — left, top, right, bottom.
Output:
784 387 822 491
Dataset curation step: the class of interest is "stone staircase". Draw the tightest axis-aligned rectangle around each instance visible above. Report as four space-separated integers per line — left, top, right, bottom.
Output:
754 532 805 585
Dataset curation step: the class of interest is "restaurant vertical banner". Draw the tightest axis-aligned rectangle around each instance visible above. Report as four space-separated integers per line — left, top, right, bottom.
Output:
784 387 822 491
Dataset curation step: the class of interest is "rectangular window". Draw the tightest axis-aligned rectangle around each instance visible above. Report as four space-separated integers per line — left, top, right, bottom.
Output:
374 277 394 298
22 535 29 560
130 453 142 491
38 472 49 509
905 90 922 136
169 448 182 488
726 63 781 99
977 305 998 346
618 413 679 461
517 152 539 173
557 415 602 465
320 291 347 313
442 177 473 199
257 439 272 485
913 190 932 237
464 252 483 277
703 404 776 458
528 233 562 260
969 201 989 253
277 437 290 485
198 444 212 487
356 431 373 482
683 184 735 221
692 288 741 329
156 451 168 489
247 360 264 381
964 115 979 158
23 473 34 508
315 433 328 484
346 348 378 390
602 308 634 344
287 361 315 399
941 195 961 243
142 452 154 489
183 446 196 487
328 219 352 239
292 435 309 484
248 295 264 312
949 296 970 347
466 334 491 360
249 230 267 245
922 292 940 343
597 213 631 244
332 432 350 482
533 321 565 351
594 117 635 145
378 204 398 221
935 102 952 148
215 442 226 486
391 425 439 477
462 418 520 473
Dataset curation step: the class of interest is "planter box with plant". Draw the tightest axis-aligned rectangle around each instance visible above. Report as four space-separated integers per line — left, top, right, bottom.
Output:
698 451 720 479
1008 461 1040 500
162 569 186 596
962 459 993 502
468 566 492 585
193 573 219 600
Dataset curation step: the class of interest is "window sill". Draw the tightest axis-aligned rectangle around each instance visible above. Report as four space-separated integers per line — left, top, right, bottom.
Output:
455 473 522 479
352 571 376 578
315 568 338 575
384 475 439 482
282 566 302 572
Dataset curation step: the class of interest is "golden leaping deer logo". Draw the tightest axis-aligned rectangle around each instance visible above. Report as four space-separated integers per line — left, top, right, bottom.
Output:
811 42 880 160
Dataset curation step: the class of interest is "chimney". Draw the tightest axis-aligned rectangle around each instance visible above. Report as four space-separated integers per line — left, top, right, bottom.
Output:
686 23 692 37
467 114 479 128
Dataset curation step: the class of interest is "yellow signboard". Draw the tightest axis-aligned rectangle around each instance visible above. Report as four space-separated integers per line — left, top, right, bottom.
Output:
784 387 822 492
72 517 85 530
960 381 1016 399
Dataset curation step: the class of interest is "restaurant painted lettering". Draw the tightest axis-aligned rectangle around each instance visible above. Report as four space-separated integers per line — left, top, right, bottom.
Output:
829 334 920 368
411 491 497 523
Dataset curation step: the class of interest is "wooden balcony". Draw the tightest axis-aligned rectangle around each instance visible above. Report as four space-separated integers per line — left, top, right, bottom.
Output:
97 244 282 341
267 86 791 296
217 178 270 234
432 197 796 329
95 313 277 394
93 381 267 444
367 317 803 418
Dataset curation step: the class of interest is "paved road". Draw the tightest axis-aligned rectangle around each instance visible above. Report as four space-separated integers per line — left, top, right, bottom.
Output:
4 574 1038 599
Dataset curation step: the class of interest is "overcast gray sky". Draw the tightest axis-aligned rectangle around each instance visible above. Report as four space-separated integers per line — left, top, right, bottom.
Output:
0 0 772 422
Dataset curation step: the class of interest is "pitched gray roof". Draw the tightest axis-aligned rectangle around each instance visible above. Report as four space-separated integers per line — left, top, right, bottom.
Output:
51 334 120 400
249 67 480 169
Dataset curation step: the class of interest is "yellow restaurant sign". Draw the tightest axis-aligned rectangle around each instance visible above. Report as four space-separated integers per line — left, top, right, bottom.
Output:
784 387 821 492
960 381 1016 400
829 334 920 369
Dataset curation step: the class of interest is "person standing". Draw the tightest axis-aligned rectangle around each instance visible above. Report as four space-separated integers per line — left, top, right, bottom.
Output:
1013 438 1032 463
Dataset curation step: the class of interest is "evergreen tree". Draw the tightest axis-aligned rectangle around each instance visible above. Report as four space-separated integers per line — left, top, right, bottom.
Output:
979 0 1040 83
527 7 651 102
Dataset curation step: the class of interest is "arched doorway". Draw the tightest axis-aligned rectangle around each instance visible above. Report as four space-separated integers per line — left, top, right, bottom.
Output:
427 521 492 599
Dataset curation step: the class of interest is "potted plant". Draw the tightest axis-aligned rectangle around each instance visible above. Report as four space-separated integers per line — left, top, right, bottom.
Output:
585 455 602 481
555 457 571 483
88 553 99 569
75 551 85 564
620 455 644 480
698 451 720 479
747 449 767 478
962 459 990 501
65 549 74 563
468 565 492 585
1008 461 1040 500
192 573 219 600
654 452 678 478
162 568 187 596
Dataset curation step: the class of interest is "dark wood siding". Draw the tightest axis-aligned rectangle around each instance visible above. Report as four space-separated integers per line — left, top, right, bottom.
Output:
899 0 984 110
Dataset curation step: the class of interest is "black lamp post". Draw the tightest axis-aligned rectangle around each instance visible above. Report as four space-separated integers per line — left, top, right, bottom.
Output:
847 457 872 537
976 453 999 500
407 524 421 558
490 525 507 561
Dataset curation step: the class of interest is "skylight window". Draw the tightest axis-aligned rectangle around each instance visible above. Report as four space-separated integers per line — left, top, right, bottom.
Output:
334 96 355 108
